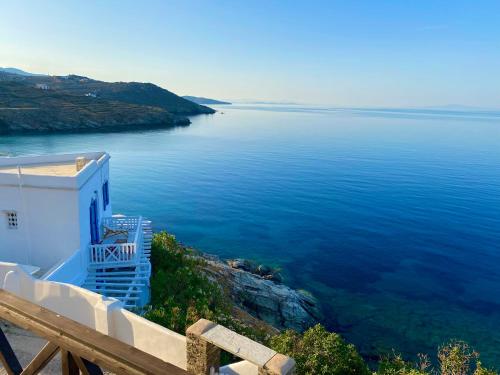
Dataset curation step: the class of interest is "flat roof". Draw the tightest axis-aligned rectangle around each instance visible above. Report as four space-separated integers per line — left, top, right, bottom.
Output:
0 161 87 177
0 152 109 190
0 152 106 178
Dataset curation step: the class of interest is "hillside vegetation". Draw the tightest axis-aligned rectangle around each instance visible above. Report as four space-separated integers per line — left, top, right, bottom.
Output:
0 72 214 133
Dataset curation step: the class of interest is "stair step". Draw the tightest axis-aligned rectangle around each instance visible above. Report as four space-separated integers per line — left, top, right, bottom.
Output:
83 282 146 287
85 277 149 282
89 288 142 298
89 271 149 276
120 296 140 301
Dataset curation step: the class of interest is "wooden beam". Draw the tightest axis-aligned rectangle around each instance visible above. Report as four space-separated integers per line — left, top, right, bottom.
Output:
0 325 22 375
0 289 187 375
21 341 59 375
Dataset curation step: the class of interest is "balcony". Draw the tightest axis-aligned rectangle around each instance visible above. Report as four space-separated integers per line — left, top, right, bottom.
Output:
89 216 144 266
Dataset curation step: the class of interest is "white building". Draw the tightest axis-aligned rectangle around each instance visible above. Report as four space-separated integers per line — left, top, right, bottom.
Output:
0 152 294 375
35 83 50 90
0 152 152 308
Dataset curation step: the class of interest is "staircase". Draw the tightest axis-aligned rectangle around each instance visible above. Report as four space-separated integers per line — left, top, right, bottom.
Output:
82 217 153 309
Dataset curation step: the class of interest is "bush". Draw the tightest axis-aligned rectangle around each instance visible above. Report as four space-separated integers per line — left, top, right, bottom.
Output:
144 232 229 333
269 324 369 375
439 340 478 375
376 341 497 375
377 352 430 375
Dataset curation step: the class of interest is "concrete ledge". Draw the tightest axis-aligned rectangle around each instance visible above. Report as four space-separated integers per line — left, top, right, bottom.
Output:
186 319 218 337
200 323 277 368
260 354 295 375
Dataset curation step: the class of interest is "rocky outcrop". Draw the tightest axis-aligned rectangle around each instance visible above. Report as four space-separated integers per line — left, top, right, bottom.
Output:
199 255 321 332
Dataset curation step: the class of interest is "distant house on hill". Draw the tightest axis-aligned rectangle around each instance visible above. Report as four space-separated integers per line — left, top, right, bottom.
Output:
35 83 49 90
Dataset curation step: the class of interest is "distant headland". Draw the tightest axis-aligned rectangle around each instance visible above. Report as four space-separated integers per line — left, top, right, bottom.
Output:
183 95 231 105
0 68 215 133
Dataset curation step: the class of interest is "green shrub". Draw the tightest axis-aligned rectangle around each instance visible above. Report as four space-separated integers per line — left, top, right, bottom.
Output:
475 362 498 375
269 324 369 375
377 352 429 375
376 341 498 375
437 340 497 375
144 232 229 333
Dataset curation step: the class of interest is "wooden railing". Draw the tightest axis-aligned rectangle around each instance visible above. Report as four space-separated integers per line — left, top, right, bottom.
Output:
0 289 187 375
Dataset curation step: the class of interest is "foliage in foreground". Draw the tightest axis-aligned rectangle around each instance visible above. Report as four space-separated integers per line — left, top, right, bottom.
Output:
144 231 269 344
375 340 497 375
145 232 498 375
269 324 370 375
145 231 227 332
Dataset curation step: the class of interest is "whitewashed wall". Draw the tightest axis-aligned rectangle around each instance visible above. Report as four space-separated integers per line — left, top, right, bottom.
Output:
77 156 112 257
0 152 111 276
0 180 79 270
43 247 87 285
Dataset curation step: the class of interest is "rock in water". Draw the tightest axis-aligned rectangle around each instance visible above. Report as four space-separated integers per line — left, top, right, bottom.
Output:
204 257 321 332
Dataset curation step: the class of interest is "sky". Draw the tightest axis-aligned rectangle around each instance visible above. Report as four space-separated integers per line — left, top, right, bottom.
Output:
1 1 499 108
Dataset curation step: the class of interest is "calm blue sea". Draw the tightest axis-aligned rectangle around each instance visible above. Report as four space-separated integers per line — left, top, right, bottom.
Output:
2 105 500 365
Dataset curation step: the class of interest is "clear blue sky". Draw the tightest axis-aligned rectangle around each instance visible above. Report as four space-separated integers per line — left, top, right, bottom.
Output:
1 1 499 107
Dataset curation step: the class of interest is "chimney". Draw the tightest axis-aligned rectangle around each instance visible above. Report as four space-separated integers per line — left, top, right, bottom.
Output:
76 157 87 172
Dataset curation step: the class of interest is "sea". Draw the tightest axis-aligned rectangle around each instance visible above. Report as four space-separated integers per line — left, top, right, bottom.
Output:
1 104 500 366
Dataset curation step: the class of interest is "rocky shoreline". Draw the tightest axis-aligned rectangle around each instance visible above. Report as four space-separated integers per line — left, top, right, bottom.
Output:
195 252 322 332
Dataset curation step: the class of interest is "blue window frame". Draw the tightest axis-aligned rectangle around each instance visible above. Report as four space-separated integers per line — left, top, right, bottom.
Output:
102 181 109 210
90 198 99 245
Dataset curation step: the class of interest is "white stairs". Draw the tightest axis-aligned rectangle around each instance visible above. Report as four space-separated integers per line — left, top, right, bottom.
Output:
82 219 153 309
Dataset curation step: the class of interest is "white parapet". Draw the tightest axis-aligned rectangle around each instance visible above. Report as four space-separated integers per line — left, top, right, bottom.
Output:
0 262 188 370
0 262 291 375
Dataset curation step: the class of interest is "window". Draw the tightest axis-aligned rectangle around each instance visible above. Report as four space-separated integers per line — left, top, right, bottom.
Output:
102 181 110 210
5 211 18 229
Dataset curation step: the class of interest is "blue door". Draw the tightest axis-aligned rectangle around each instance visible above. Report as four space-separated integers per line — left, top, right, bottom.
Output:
89 198 100 244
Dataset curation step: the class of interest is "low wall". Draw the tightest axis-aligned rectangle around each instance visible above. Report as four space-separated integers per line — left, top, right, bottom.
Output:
0 262 188 370
42 247 87 285
0 262 261 374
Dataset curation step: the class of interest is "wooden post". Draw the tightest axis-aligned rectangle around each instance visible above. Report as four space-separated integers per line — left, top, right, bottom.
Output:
61 350 79 375
186 319 220 375
0 325 22 375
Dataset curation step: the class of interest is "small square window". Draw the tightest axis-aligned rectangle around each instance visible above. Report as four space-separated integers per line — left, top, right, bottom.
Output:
5 211 18 229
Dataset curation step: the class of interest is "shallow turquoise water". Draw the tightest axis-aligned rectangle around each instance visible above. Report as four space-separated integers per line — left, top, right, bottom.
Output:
1 105 500 365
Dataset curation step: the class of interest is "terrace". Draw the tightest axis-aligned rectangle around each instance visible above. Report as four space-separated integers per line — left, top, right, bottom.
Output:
89 216 144 266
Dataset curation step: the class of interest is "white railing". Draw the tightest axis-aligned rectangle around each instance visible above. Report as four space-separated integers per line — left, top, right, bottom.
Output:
89 216 143 265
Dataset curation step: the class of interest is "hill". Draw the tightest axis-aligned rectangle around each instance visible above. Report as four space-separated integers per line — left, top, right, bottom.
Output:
0 67 46 76
183 95 231 105
0 71 215 133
